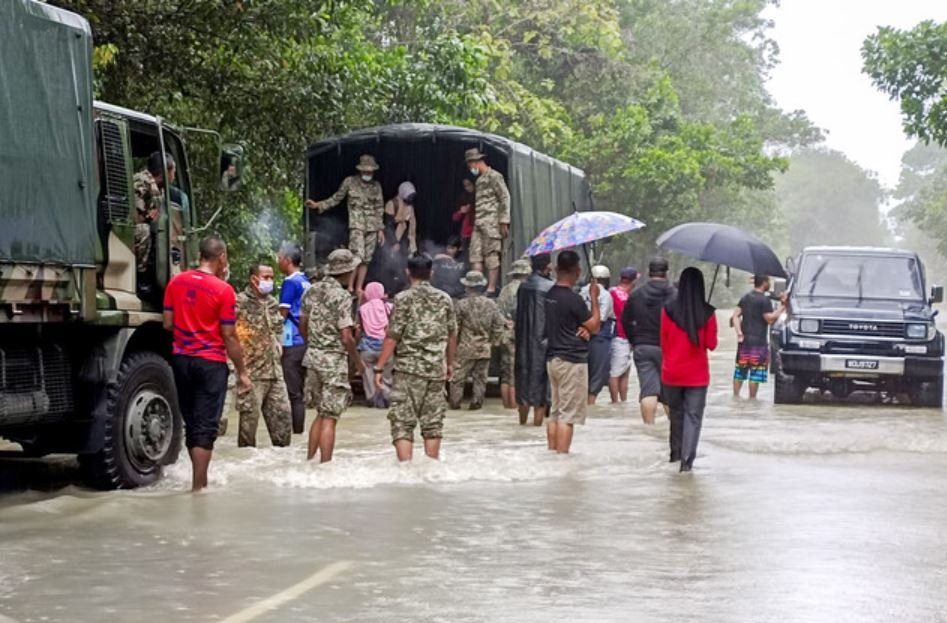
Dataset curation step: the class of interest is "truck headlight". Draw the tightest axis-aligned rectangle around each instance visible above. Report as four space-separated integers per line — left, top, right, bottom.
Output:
799 318 820 334
906 323 928 339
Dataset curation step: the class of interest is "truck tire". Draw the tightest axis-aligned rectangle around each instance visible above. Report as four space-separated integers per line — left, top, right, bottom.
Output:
773 350 805 405
910 377 944 409
79 352 182 489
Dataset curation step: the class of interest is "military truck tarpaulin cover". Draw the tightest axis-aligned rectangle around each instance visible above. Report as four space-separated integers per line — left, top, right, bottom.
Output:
0 0 98 266
304 123 593 270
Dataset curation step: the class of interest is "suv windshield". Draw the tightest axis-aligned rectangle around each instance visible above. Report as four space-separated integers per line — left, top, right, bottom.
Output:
797 254 923 300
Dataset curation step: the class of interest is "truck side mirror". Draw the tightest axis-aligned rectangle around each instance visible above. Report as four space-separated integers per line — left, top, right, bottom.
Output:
931 285 943 304
219 143 245 192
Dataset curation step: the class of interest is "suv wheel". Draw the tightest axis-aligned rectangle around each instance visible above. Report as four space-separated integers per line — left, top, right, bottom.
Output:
773 349 806 405
79 352 183 489
909 376 944 409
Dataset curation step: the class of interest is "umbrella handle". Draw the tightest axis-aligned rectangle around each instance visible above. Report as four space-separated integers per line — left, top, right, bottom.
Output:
708 264 720 301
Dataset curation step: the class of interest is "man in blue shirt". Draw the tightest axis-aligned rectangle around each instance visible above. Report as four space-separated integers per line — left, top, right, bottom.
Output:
278 243 311 434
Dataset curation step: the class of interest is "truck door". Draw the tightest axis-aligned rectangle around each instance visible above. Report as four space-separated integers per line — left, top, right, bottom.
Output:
161 130 192 274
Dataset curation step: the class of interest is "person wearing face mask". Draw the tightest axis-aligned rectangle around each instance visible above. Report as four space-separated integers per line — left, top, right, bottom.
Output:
464 148 511 296
163 235 252 491
233 263 292 448
305 154 385 296
384 181 418 255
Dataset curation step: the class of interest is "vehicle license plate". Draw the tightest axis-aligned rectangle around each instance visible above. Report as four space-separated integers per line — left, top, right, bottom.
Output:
845 359 879 370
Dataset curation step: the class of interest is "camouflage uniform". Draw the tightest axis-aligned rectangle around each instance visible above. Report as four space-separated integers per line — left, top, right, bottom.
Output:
235 287 292 447
496 278 523 386
301 276 355 420
316 175 384 265
470 168 511 271
133 169 161 274
387 282 457 442
449 291 505 407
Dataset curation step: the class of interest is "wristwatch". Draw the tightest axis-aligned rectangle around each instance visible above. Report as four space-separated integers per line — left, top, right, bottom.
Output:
373 367 383 374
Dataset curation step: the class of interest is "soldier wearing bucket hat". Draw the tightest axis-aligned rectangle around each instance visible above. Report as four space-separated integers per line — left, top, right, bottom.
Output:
450 270 506 410
494 258 531 409
299 249 362 462
465 147 511 295
305 154 384 297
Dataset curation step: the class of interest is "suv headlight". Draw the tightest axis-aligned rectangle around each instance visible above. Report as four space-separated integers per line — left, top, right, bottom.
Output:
798 318 820 334
906 323 934 340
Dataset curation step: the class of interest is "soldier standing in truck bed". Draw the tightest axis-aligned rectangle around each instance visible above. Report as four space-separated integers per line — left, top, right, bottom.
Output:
465 148 511 296
133 152 175 292
305 154 385 298
450 270 505 411
234 262 292 448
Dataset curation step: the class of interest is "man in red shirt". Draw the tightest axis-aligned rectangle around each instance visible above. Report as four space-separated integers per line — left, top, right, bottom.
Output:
163 236 251 490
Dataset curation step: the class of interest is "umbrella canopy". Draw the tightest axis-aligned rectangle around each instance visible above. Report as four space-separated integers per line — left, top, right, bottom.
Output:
656 222 787 279
525 211 645 256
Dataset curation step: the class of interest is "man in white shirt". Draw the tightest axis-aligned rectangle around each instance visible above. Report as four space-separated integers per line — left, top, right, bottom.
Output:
581 265 615 405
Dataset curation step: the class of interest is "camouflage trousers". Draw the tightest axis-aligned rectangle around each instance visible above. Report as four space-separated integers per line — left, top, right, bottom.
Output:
449 357 490 408
349 228 378 266
305 352 352 420
134 222 151 274
389 372 447 443
236 377 292 448
499 338 515 386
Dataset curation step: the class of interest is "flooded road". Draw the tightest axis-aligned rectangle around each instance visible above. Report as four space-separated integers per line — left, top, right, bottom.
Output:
2 322 947 622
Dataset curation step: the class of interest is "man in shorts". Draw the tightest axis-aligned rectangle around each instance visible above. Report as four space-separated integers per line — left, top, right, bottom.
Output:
607 267 638 402
732 275 787 398
621 258 676 424
163 235 251 491
299 249 362 461
545 250 601 454
374 254 458 461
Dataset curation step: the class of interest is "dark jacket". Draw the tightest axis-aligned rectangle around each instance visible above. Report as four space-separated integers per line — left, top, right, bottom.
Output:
431 255 465 298
515 271 554 406
622 279 676 347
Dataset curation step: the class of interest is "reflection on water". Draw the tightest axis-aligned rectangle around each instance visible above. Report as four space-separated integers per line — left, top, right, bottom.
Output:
2 324 947 622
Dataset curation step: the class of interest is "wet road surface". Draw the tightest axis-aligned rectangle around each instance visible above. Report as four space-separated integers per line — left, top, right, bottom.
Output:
2 322 947 622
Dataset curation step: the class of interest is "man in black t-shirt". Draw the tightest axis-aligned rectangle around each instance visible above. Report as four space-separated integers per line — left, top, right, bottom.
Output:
732 275 787 398
545 250 601 453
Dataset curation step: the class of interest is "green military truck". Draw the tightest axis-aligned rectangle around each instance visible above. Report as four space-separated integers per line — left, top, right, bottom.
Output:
0 1 239 488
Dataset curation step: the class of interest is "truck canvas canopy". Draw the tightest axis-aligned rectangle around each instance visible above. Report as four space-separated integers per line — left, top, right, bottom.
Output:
304 123 592 270
0 0 97 266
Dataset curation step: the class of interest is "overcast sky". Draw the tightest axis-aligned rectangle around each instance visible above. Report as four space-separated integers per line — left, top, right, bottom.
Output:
764 0 947 189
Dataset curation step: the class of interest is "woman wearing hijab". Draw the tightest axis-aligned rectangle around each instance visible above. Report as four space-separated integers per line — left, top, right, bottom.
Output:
384 181 418 255
660 267 718 472
358 282 394 407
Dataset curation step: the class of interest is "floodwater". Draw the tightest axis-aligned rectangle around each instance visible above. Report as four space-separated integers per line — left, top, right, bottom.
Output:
2 320 947 622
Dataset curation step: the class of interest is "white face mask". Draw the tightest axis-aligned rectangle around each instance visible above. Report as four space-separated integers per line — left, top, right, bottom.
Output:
469 168 479 177
361 175 373 183
257 279 274 295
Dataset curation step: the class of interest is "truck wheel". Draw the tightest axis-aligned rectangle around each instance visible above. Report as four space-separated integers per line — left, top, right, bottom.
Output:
910 377 944 409
773 350 805 405
79 352 182 489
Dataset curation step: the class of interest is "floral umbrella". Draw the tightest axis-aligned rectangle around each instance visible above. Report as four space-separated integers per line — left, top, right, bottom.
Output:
524 211 646 256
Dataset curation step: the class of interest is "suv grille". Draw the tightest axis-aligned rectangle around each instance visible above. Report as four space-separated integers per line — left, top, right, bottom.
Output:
820 319 905 338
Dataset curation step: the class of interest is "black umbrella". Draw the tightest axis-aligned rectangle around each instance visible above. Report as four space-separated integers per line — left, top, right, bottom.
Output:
656 222 787 279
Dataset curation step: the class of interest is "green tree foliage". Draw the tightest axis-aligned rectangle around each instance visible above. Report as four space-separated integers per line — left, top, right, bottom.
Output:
863 21 947 147
891 143 947 279
52 0 818 277
773 149 888 254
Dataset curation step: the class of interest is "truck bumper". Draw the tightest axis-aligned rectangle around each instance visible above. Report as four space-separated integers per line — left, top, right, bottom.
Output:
781 351 943 379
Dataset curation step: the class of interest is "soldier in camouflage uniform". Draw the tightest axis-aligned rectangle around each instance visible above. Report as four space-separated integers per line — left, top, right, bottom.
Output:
496 259 531 409
299 249 362 462
133 152 175 283
234 264 292 447
305 154 384 297
373 254 457 462
466 148 511 295
449 270 506 410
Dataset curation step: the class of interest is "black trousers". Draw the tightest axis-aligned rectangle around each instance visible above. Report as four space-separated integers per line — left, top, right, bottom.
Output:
281 345 307 434
664 385 708 468
171 356 228 450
